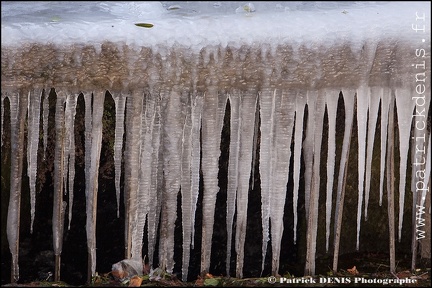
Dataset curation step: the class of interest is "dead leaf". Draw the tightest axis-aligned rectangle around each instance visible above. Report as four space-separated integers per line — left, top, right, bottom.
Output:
195 276 204 287
129 275 143 287
206 273 214 278
347 266 359 275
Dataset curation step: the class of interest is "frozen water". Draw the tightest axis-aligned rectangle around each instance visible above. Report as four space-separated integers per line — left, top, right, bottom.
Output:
27 89 42 233
113 93 127 218
1 0 431 283
324 89 338 252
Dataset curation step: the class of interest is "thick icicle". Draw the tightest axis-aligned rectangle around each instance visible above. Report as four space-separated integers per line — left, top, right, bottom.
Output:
395 88 415 241
355 85 369 250
200 87 227 274
379 88 391 206
42 90 50 159
85 91 105 278
113 93 126 218
226 93 240 276
52 90 67 281
258 88 276 275
159 89 184 274
147 93 162 269
131 92 155 260
333 89 355 273
27 89 42 233
123 91 143 259
270 89 295 276
387 94 396 273
6 91 27 283
324 89 338 252
304 90 325 276
293 91 306 244
180 91 193 281
190 93 203 249
364 87 381 219
234 89 258 278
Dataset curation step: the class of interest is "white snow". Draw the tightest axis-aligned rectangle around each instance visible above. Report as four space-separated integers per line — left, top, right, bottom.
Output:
1 2 429 51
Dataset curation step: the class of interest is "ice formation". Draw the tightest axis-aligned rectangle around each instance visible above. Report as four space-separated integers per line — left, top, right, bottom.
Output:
1 0 430 284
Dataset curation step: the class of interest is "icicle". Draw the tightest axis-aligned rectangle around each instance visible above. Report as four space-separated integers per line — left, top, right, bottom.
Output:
42 90 50 160
200 87 227 274
132 92 155 260
180 91 193 281
52 90 66 281
258 88 276 275
304 90 325 276
395 88 415 242
60 92 78 230
84 92 93 199
66 94 78 230
387 93 396 273
190 93 203 249
6 91 27 283
123 91 143 260
270 89 295 276
234 89 258 278
293 91 306 244
27 89 42 233
333 89 355 273
355 85 369 250
113 93 127 218
303 93 316 218
364 87 380 219
324 89 338 252
226 92 240 276
379 88 391 206
85 91 105 278
160 88 183 274
147 92 162 269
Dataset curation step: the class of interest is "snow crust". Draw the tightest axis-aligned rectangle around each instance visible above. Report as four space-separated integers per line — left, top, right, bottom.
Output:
2 2 430 51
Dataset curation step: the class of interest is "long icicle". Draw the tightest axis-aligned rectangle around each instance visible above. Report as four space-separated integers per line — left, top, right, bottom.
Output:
293 91 306 244
333 89 355 273
200 87 227 274
112 93 127 218
364 87 381 220
6 90 27 283
52 90 67 282
379 88 391 206
395 88 416 242
180 91 193 281
234 89 257 278
387 93 396 273
123 91 143 260
27 89 42 233
159 88 183 274
270 89 295 276
305 90 325 276
324 89 338 252
226 92 240 276
85 91 105 279
258 87 276 275
355 85 369 250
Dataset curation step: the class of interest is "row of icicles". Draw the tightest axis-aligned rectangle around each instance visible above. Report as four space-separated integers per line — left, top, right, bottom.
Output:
2 85 430 283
